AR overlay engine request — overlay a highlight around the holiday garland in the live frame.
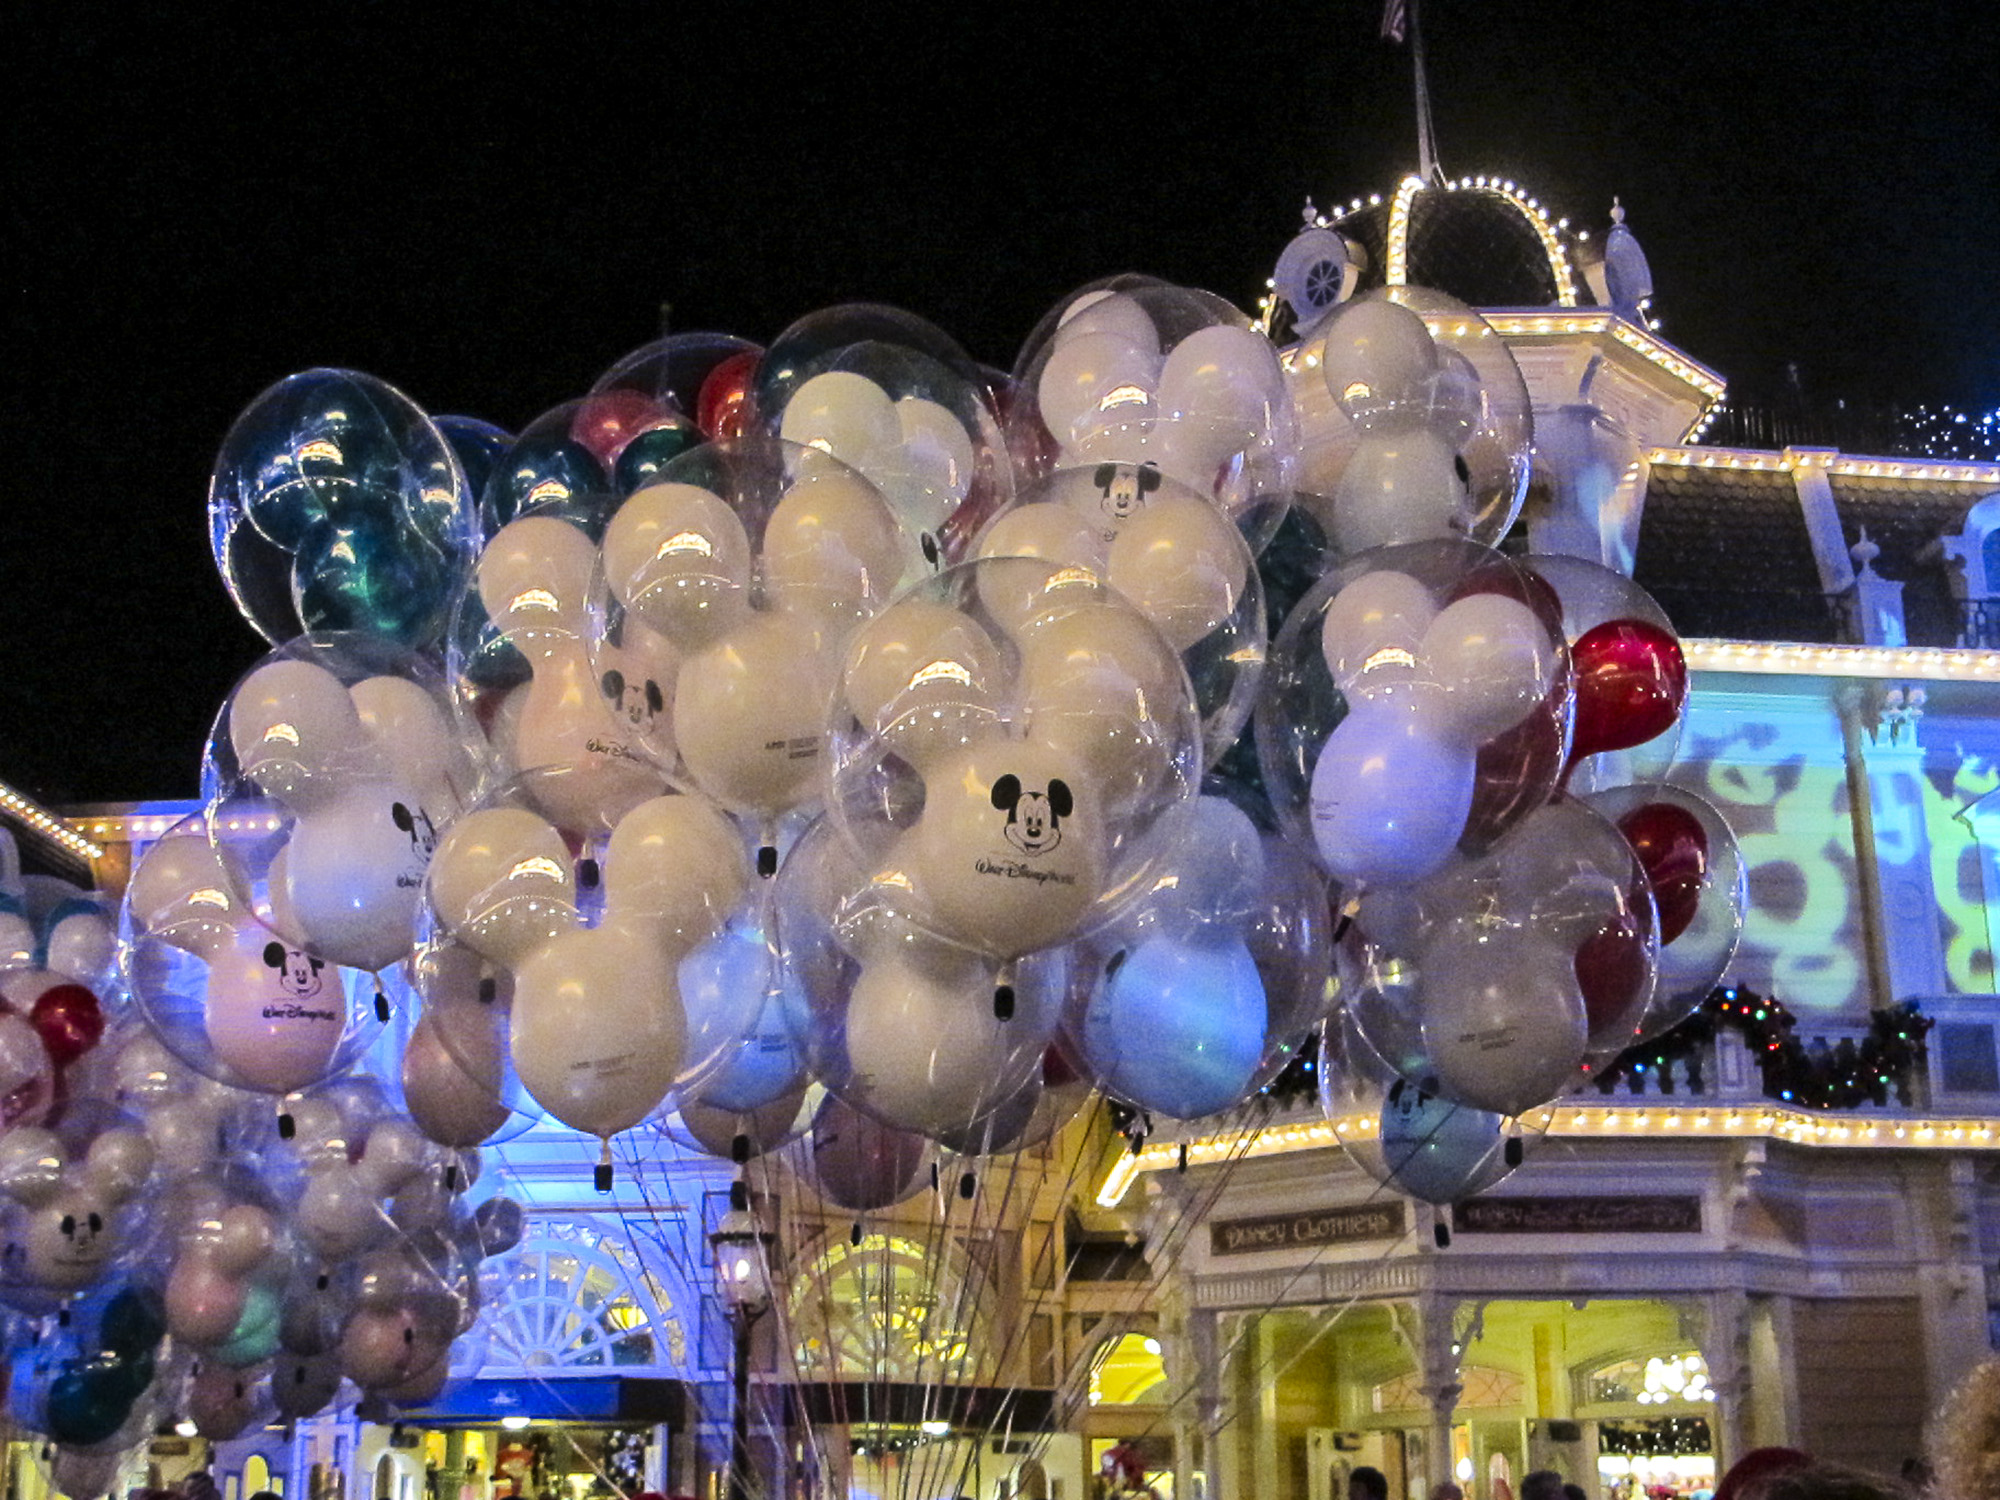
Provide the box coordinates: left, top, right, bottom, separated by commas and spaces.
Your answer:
1596, 985, 1932, 1110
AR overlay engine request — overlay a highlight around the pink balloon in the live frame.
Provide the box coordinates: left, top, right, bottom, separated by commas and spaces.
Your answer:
167, 1259, 249, 1345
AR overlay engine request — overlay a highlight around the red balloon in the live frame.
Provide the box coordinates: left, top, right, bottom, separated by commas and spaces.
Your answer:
697, 350, 760, 441
569, 388, 668, 466
1618, 802, 1710, 944
1461, 679, 1568, 848
1567, 618, 1686, 763
1574, 916, 1651, 1039
30, 984, 104, 1067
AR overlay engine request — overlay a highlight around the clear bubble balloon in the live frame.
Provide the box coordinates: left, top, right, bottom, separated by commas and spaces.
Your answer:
121, 815, 382, 1096
423, 769, 754, 1139
208, 369, 477, 650
591, 437, 907, 826
1258, 540, 1571, 892
1291, 287, 1532, 560
976, 464, 1267, 770
202, 635, 473, 976
449, 514, 675, 835
827, 557, 1201, 985
1010, 277, 1296, 550
754, 305, 1011, 564
1583, 782, 1746, 1046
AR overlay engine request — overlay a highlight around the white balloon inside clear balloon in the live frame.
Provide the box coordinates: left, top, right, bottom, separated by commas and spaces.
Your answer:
1320, 297, 1439, 416
908, 736, 1106, 961
1309, 697, 1475, 888
226, 657, 451, 973
842, 599, 1007, 775
1416, 921, 1586, 1116
675, 609, 836, 823
1319, 569, 1437, 699
1105, 493, 1250, 652
426, 806, 578, 970
1152, 324, 1288, 489
1037, 329, 1161, 453
480, 514, 665, 831
1415, 592, 1557, 742
841, 947, 1046, 1136
601, 482, 753, 651
762, 466, 910, 623
1331, 428, 1469, 556
127, 831, 348, 1093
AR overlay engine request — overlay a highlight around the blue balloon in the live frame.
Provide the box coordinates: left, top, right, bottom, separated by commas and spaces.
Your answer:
1083, 934, 1268, 1119
1308, 697, 1474, 887
434, 416, 515, 510
1378, 1080, 1504, 1204
680, 926, 809, 1113
483, 433, 610, 535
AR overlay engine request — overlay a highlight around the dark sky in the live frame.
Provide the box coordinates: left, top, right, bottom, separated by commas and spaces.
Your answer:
4, 1, 1995, 808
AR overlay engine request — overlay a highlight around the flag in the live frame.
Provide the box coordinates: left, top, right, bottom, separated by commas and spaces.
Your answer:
1380, 0, 1408, 43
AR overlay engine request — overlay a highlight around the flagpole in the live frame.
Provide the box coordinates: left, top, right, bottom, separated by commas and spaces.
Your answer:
1410, 0, 1439, 181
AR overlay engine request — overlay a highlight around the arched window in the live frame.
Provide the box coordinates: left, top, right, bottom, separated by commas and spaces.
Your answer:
475, 1220, 691, 1375
1939, 492, 2000, 645
1087, 1333, 1166, 1406
786, 1231, 991, 1385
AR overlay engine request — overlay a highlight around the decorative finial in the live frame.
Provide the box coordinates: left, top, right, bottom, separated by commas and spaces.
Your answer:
1611, 196, 1627, 226
1302, 198, 1319, 227
1851, 525, 1881, 578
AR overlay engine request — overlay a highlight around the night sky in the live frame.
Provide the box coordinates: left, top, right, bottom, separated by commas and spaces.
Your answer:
4, 2, 1994, 808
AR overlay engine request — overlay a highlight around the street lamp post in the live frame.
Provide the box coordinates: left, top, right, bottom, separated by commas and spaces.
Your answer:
711, 1181, 776, 1500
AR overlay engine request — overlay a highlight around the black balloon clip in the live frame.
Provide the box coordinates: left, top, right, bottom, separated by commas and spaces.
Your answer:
993, 985, 1015, 1020
757, 845, 779, 878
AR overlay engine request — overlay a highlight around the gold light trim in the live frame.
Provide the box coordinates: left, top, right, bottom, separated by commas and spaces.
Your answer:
1646, 446, 2000, 486
0, 782, 105, 863
1097, 1105, 2000, 1206
1683, 639, 2000, 682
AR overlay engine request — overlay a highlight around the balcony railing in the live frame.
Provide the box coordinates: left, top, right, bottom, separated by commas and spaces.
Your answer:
1959, 598, 2000, 650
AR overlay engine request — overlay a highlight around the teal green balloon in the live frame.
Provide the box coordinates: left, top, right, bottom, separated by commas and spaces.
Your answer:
213, 1282, 283, 1368
294, 509, 456, 647
613, 421, 700, 494
46, 1361, 135, 1447
99, 1286, 167, 1360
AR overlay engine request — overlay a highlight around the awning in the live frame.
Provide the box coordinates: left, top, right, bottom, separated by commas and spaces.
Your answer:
390, 1376, 686, 1427
791, 1382, 1058, 1433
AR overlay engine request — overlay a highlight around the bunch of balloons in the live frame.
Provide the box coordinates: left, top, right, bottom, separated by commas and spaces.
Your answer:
0, 259, 1757, 1470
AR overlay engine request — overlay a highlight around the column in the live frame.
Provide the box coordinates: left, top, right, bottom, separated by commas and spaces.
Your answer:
1692, 1293, 1749, 1472
1411, 1297, 1462, 1493
1190, 1309, 1224, 1500
1253, 1314, 1283, 1500
1847, 701, 1948, 1004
